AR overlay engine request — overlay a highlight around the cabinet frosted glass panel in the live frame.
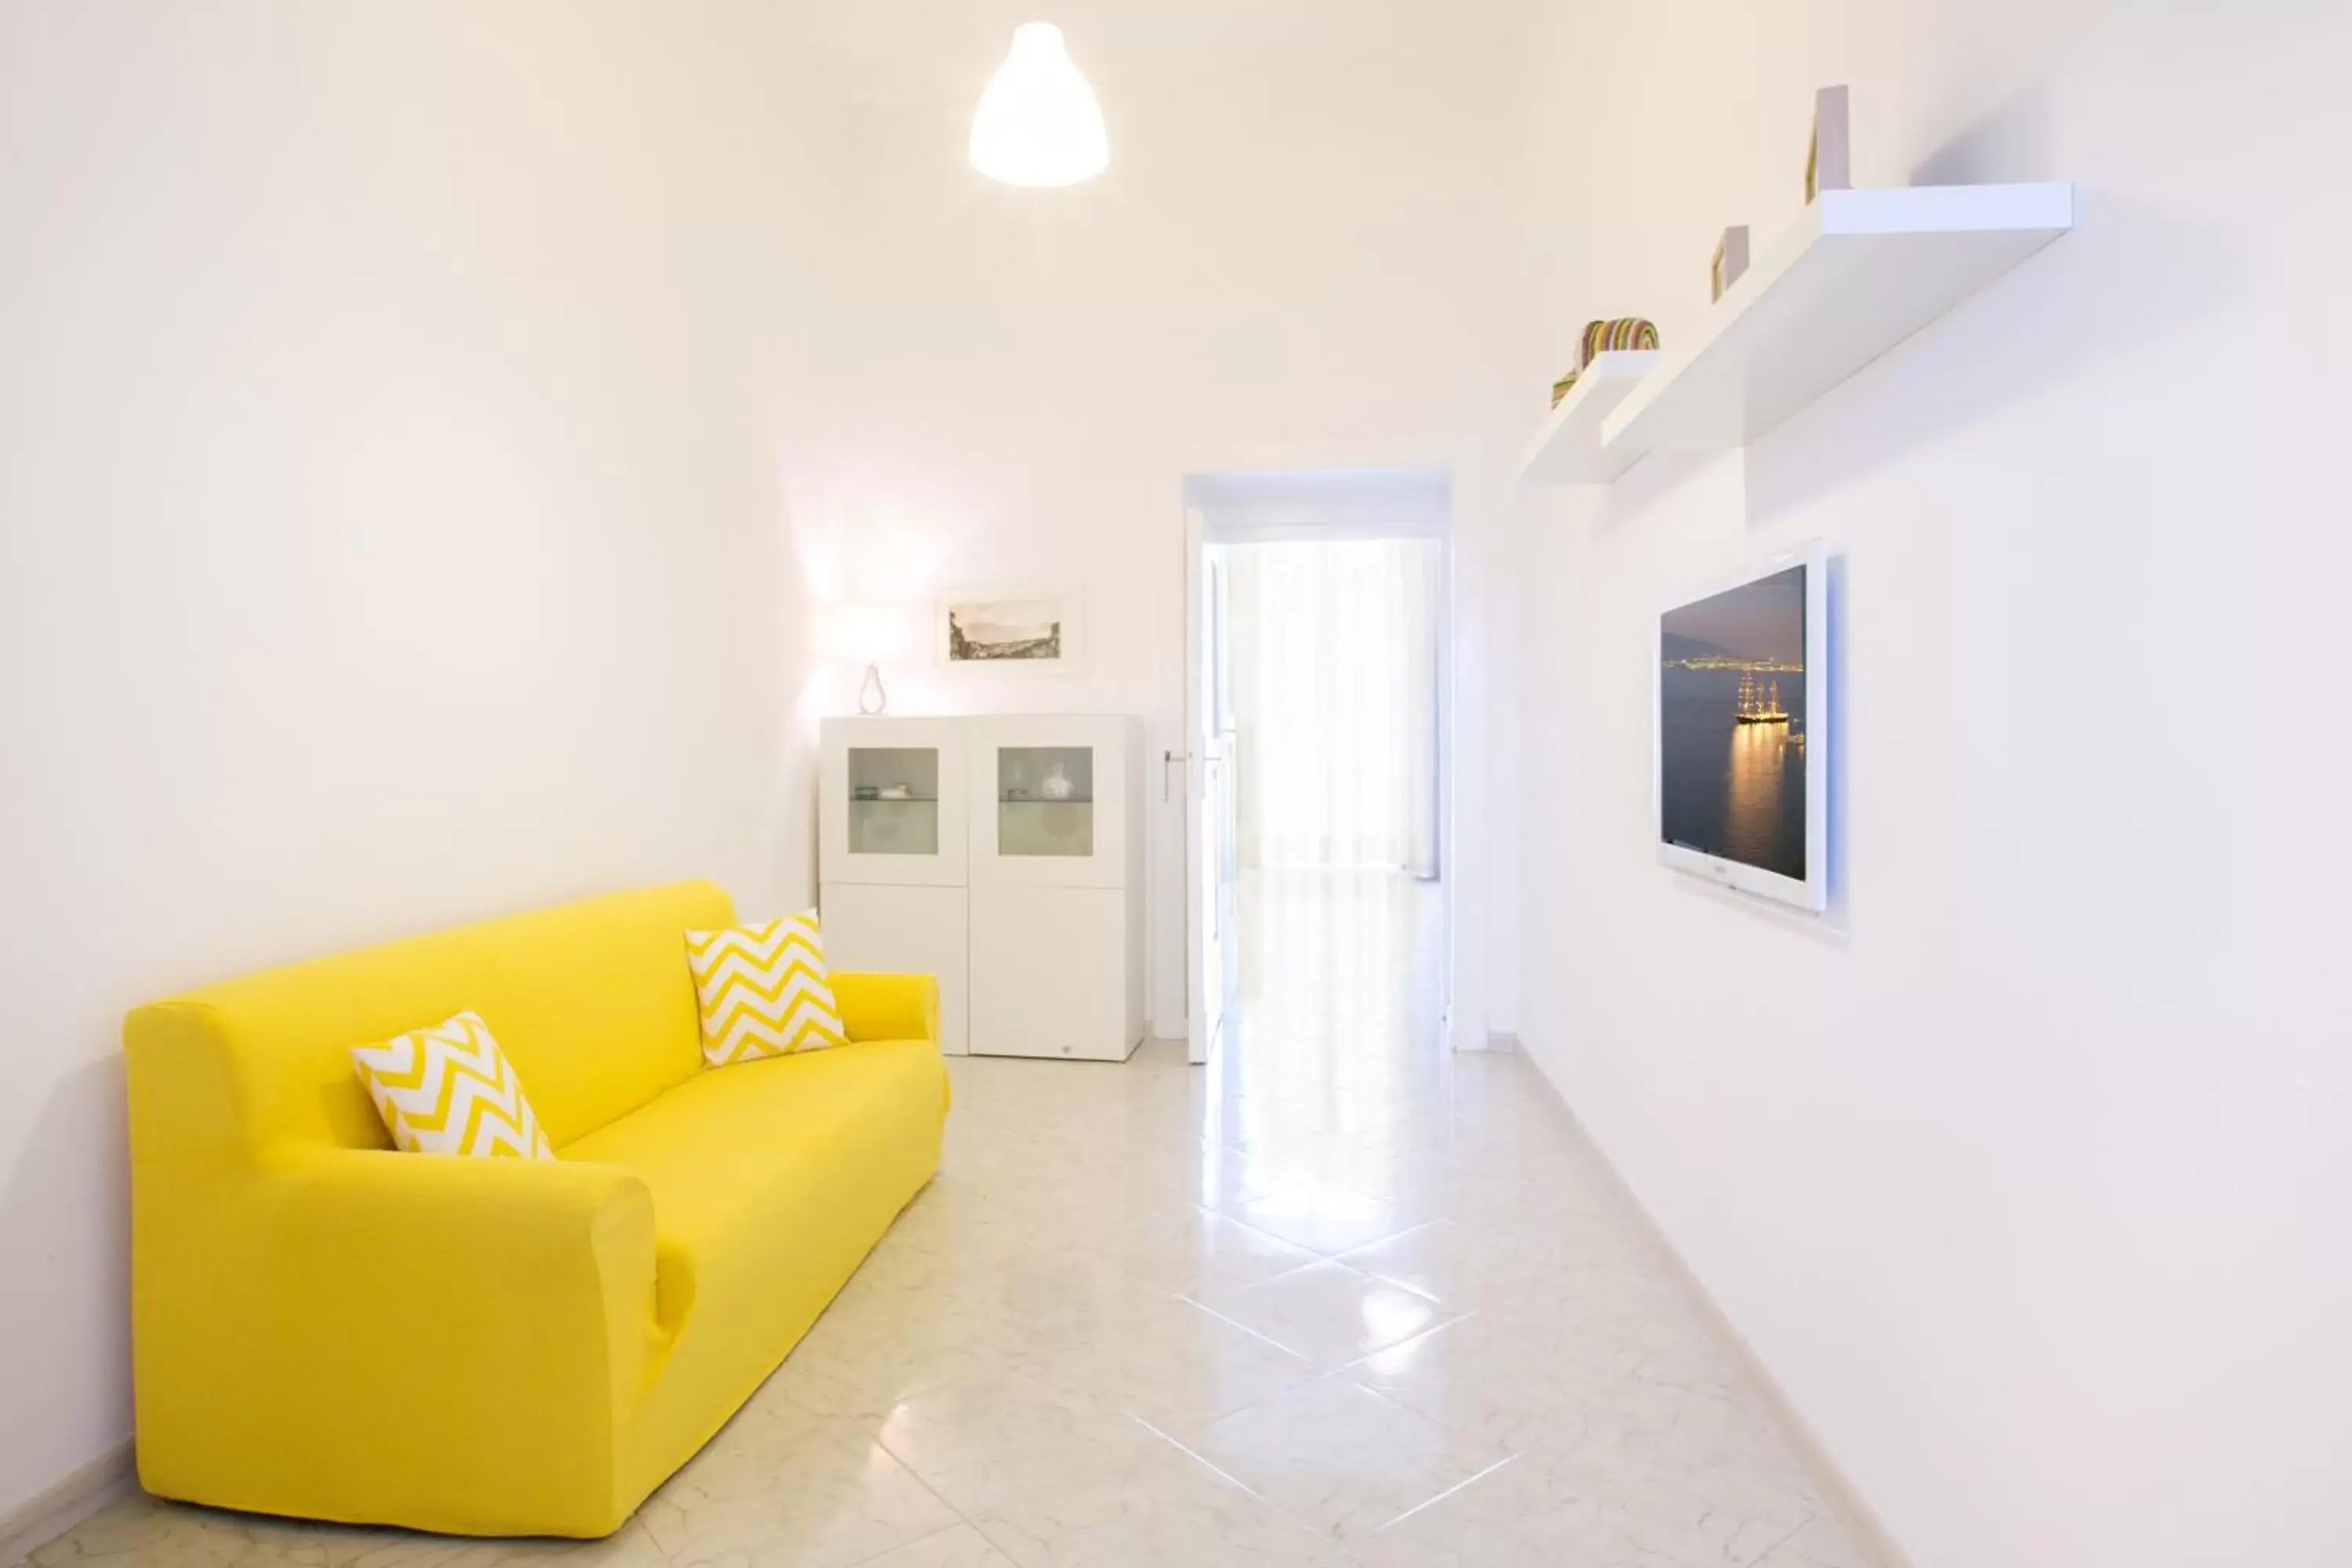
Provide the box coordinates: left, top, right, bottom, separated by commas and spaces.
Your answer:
997, 746, 1094, 858
847, 746, 939, 856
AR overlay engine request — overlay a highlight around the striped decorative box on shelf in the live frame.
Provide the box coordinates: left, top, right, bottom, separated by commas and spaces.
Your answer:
1552, 317, 1659, 408
1580, 316, 1658, 367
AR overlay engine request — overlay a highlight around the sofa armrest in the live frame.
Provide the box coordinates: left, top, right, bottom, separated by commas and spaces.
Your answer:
258, 1149, 659, 1395
135, 1148, 660, 1530
263, 1145, 655, 1306
832, 971, 940, 1045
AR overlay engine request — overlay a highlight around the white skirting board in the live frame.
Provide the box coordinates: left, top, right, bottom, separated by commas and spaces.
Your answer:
1513, 1052, 1915, 1568
0, 1442, 134, 1566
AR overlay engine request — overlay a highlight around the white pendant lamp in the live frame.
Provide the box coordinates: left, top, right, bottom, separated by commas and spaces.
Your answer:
969, 22, 1108, 187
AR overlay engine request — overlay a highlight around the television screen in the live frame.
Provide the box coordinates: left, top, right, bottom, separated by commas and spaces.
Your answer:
1657, 549, 1825, 907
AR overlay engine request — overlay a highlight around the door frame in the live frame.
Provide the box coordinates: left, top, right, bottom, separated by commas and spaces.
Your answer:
1185, 512, 1242, 1067
1171, 439, 1492, 1058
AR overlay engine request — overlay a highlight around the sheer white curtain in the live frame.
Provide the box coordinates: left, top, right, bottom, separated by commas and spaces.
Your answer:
1225, 538, 1441, 876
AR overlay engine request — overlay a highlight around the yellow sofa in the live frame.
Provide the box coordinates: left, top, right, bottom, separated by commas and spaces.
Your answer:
123, 880, 947, 1538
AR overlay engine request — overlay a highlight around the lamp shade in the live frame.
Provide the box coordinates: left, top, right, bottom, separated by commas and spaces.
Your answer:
969, 23, 1108, 188
822, 605, 907, 665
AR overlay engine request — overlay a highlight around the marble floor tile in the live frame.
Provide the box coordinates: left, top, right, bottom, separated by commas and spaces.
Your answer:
1345, 1413, 1860, 1568
849, 1526, 1020, 1568
956, 1430, 1334, 1568
1188, 1260, 1456, 1370
1752, 1515, 1877, 1568
25, 1497, 296, 1567
1178, 1376, 1514, 1542
1093, 1204, 1321, 1297
32, 871, 1876, 1568
1334, 1220, 1520, 1308
1225, 1184, 1415, 1258
27, 1495, 674, 1568
873, 1370, 1170, 1519
1035, 1290, 1323, 1432
1349, 1313, 1602, 1454
639, 1424, 959, 1568
1339, 1446, 1635, 1568
786, 1283, 1040, 1405
347, 1526, 674, 1567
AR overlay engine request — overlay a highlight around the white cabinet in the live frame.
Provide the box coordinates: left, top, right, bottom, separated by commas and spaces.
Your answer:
819, 714, 1144, 1062
820, 717, 970, 1053
967, 716, 1144, 1061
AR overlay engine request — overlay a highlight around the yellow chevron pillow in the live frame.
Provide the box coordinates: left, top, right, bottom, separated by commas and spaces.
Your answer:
685, 910, 848, 1067
350, 1011, 554, 1159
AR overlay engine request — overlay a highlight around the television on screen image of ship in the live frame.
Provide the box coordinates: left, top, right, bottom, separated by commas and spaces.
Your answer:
1654, 544, 1828, 912
1733, 672, 1790, 725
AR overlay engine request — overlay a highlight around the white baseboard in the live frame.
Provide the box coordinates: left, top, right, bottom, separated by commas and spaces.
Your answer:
1512, 1051, 1913, 1568
1484, 1030, 1522, 1053
0, 1442, 135, 1567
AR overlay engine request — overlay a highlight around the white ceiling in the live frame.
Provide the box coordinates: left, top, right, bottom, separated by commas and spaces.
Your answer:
777, 1, 1524, 111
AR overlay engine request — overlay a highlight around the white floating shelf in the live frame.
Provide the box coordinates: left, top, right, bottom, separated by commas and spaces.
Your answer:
1603, 183, 2075, 455
1516, 350, 1661, 484
1517, 183, 2077, 486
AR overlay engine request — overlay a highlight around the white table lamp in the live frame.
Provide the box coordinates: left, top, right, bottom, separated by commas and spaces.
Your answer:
824, 606, 908, 715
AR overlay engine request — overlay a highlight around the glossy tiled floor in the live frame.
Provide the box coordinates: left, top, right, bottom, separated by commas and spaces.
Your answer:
34, 871, 1874, 1567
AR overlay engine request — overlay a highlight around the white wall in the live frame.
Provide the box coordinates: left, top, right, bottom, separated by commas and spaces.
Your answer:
25, 3, 2330, 1552
782, 0, 1529, 1049
0, 2, 851, 1517
1512, 5, 2352, 1566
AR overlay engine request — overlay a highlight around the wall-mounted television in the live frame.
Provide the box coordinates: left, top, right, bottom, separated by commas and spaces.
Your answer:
1656, 544, 1828, 910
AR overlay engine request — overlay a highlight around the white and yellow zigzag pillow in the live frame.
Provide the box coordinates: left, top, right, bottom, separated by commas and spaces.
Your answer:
686, 910, 847, 1067
350, 1011, 554, 1159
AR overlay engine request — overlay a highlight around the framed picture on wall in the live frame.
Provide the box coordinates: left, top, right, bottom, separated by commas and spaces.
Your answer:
1805, 85, 1852, 204
1710, 225, 1751, 303
936, 589, 1086, 672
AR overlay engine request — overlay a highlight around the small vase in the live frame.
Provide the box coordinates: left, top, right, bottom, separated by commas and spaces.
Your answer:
1041, 761, 1074, 800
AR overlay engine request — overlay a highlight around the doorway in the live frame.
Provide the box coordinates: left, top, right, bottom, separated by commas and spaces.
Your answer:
1182, 468, 1453, 1084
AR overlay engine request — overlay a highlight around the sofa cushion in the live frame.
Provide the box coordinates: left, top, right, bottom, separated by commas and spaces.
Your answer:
559, 1037, 946, 1329
350, 1011, 554, 1158
684, 911, 848, 1066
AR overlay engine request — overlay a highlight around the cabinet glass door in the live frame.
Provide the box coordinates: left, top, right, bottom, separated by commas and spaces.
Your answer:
970, 718, 1127, 888
996, 746, 1094, 858
822, 719, 966, 887
848, 747, 941, 856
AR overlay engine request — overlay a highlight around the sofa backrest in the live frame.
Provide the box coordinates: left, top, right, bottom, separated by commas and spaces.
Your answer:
139, 880, 735, 1154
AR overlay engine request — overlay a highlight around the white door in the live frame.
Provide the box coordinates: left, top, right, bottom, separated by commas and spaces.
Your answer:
1185, 515, 1242, 1067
